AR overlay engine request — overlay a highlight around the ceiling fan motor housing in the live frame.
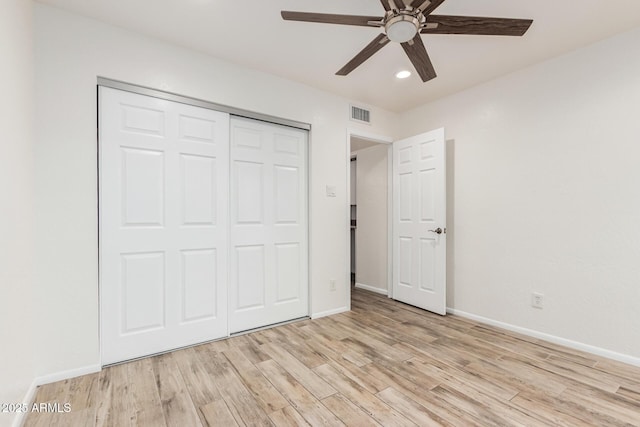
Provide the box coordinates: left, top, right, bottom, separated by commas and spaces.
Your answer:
385, 10, 424, 43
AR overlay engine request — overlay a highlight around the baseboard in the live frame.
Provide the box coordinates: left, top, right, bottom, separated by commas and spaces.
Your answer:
447, 308, 640, 368
11, 378, 38, 427
312, 306, 349, 320
355, 282, 388, 296
35, 364, 102, 387
10, 364, 101, 426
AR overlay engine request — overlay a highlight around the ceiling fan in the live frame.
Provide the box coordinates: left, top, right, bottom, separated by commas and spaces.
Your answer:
281, 0, 533, 82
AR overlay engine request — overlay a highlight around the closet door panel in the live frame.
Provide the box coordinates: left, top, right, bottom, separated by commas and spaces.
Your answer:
229, 117, 309, 333
100, 87, 229, 365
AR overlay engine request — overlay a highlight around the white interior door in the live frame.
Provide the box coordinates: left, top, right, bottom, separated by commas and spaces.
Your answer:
229, 117, 308, 333
100, 87, 229, 365
392, 128, 447, 315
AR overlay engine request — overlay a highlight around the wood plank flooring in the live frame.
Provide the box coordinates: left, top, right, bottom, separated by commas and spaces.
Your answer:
25, 288, 640, 426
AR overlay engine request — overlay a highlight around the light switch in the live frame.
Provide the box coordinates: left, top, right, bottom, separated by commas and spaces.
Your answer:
326, 185, 337, 197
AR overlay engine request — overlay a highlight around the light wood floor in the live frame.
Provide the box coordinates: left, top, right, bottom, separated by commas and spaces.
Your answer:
26, 288, 640, 426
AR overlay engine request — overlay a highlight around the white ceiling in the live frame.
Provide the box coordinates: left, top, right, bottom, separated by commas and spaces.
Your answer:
351, 137, 383, 153
37, 0, 640, 112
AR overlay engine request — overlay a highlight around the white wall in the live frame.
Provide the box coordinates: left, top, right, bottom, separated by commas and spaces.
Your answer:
354, 144, 389, 294
399, 26, 640, 360
0, 1, 35, 426
30, 0, 640, 384
33, 3, 397, 378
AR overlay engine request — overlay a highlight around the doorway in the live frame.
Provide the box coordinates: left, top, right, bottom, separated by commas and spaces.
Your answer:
347, 131, 393, 304
347, 128, 448, 315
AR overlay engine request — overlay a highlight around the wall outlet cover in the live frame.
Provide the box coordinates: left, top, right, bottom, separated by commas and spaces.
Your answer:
532, 292, 544, 309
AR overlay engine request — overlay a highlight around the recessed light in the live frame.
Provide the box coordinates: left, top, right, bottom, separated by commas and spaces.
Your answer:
395, 70, 411, 79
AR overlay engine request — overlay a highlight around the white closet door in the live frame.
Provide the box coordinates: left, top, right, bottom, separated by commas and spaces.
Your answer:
229, 117, 308, 333
100, 87, 229, 365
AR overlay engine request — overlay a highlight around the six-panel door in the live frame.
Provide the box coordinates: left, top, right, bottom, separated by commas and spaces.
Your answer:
228, 117, 309, 333
99, 87, 230, 364
392, 128, 447, 315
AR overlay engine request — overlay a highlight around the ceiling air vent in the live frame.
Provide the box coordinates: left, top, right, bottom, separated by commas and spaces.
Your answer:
350, 104, 371, 125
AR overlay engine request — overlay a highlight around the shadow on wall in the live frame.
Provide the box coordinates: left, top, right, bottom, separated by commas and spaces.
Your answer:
446, 139, 455, 309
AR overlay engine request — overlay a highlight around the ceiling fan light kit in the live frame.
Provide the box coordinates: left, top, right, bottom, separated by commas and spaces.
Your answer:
385, 13, 421, 43
281, 0, 533, 83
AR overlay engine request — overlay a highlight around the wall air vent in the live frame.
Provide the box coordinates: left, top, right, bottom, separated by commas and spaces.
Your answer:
350, 104, 371, 125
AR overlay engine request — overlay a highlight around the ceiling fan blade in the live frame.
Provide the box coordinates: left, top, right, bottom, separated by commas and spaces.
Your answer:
410, 0, 426, 9
411, 0, 447, 15
281, 11, 382, 27
391, 0, 406, 10
379, 0, 391, 11
401, 34, 437, 82
336, 34, 390, 76
422, 15, 533, 36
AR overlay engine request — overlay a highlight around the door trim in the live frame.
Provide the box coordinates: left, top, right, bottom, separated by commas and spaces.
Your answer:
97, 77, 311, 131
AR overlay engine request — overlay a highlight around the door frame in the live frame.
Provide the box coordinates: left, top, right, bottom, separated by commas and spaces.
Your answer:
97, 77, 312, 365
345, 128, 394, 309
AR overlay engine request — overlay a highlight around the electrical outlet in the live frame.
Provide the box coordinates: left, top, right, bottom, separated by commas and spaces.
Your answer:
329, 279, 337, 292
532, 292, 544, 309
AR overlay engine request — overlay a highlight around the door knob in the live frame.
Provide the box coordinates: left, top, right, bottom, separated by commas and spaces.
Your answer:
429, 227, 443, 235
